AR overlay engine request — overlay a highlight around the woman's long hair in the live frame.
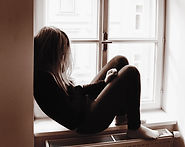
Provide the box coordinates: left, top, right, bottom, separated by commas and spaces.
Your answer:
34, 26, 72, 94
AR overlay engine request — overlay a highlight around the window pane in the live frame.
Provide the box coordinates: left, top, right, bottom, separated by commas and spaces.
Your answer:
109, 0, 156, 39
107, 43, 156, 102
71, 43, 97, 85
46, 0, 99, 39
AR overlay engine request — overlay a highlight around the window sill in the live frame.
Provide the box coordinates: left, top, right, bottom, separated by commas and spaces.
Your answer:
34, 109, 177, 137
34, 109, 177, 147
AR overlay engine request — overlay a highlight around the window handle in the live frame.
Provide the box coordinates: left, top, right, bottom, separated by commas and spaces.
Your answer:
101, 41, 112, 44
102, 41, 112, 51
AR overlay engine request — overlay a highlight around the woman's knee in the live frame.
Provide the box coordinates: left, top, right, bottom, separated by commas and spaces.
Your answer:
119, 65, 140, 79
111, 55, 129, 71
114, 55, 129, 65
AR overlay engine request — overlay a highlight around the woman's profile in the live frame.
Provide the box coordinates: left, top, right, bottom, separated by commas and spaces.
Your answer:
34, 26, 159, 139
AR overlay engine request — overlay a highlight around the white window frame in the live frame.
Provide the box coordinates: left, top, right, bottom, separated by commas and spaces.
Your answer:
34, 0, 165, 116
102, 0, 165, 110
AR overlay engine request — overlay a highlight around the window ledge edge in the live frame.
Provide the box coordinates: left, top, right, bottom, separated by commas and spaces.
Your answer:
34, 109, 177, 137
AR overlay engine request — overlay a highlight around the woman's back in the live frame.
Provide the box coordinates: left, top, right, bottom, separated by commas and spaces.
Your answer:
34, 70, 86, 130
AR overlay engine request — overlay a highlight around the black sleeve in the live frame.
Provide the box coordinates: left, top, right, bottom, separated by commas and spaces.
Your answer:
82, 80, 106, 97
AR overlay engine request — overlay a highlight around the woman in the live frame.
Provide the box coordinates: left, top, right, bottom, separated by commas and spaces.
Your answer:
34, 26, 159, 139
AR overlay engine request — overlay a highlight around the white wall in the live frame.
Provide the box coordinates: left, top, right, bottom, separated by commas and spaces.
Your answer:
0, 0, 33, 146
163, 0, 185, 145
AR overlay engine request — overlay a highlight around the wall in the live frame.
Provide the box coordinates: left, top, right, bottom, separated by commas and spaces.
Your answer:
0, 0, 33, 146
163, 0, 185, 145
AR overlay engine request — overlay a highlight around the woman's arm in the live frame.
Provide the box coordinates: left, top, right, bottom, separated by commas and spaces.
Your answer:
82, 80, 106, 96
82, 68, 117, 95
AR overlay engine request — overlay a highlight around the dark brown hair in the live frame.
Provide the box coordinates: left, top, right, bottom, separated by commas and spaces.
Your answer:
34, 26, 72, 93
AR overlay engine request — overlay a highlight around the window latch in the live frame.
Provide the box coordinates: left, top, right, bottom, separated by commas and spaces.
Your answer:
103, 32, 108, 40
102, 32, 112, 51
101, 41, 112, 44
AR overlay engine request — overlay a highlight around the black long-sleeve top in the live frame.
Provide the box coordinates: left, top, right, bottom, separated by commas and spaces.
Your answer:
34, 71, 106, 130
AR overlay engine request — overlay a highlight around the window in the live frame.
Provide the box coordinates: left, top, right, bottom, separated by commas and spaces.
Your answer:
34, 0, 165, 111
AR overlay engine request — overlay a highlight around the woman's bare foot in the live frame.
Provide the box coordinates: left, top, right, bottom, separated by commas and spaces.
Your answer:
127, 125, 159, 139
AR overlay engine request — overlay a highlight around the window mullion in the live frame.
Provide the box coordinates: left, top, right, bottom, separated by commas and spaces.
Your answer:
101, 0, 109, 68
107, 39, 158, 43
98, 0, 104, 72
154, 0, 165, 109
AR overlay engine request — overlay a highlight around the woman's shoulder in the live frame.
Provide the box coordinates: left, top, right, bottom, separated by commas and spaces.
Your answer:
34, 70, 57, 88
34, 70, 67, 98
35, 69, 51, 75
35, 70, 53, 79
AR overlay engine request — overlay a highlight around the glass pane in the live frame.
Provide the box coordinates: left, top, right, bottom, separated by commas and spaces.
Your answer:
109, 0, 156, 39
46, 0, 98, 39
107, 43, 156, 102
71, 43, 97, 85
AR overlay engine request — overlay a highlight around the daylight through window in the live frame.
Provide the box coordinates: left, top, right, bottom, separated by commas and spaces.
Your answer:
34, 0, 165, 110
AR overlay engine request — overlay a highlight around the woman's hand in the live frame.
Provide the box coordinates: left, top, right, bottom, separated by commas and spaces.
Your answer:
104, 68, 118, 84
